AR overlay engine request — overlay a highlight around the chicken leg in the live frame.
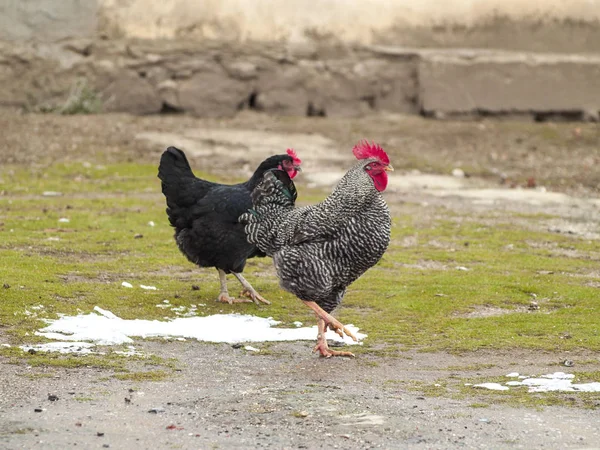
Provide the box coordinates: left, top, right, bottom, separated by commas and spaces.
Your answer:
216, 269, 252, 304
303, 301, 357, 358
313, 317, 356, 358
233, 272, 271, 305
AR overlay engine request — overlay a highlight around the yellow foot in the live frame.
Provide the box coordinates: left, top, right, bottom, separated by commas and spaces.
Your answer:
323, 317, 358, 342
217, 293, 252, 304
239, 289, 271, 305
313, 340, 355, 358
303, 301, 358, 342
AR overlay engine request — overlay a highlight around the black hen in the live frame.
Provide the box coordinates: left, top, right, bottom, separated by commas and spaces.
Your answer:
158, 146, 301, 304
241, 141, 392, 356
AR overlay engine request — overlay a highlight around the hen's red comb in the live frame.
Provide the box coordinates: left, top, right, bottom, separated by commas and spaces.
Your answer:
352, 140, 389, 165
287, 148, 302, 166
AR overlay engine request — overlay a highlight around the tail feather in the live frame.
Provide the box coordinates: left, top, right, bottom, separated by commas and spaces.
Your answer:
240, 169, 297, 255
158, 146, 216, 230
158, 146, 195, 194
158, 146, 212, 208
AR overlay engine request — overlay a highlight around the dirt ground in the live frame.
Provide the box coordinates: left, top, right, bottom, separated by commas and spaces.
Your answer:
2, 343, 600, 450
1, 111, 600, 449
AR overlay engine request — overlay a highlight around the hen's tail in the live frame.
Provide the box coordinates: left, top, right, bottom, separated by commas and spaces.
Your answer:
158, 147, 197, 200
240, 169, 297, 255
158, 146, 214, 230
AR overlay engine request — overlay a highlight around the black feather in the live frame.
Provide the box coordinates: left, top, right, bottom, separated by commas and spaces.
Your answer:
158, 147, 297, 274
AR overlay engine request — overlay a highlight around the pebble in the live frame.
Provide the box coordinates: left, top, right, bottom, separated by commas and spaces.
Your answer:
148, 407, 165, 414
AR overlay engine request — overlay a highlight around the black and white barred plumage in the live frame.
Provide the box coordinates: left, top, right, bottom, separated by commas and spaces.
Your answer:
240, 158, 391, 313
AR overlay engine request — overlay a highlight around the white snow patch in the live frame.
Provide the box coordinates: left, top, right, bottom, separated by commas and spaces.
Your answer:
121, 282, 158, 290
21, 307, 366, 355
22, 342, 96, 354
474, 383, 509, 391
474, 371, 600, 393
244, 345, 260, 352
510, 372, 600, 393
58, 218, 70, 223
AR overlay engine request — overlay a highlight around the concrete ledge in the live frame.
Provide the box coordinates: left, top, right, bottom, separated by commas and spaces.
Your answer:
418, 51, 600, 117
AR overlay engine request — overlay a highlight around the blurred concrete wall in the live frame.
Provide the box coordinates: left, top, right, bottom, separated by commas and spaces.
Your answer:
99, 0, 600, 43
1, 0, 600, 48
0, 0, 99, 41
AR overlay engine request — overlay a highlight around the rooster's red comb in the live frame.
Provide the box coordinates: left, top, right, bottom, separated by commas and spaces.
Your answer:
352, 141, 389, 165
287, 148, 302, 166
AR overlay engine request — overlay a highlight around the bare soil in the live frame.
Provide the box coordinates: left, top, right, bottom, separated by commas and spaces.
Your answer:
1, 111, 600, 449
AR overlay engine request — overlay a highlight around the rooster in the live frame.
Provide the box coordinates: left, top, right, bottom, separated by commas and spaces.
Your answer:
158, 146, 302, 304
240, 141, 392, 357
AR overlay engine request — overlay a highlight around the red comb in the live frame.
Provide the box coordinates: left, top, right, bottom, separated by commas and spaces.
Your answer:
287, 148, 302, 166
352, 140, 389, 165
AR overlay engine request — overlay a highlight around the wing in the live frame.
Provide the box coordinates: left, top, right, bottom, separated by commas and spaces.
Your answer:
191, 185, 253, 224
285, 206, 344, 245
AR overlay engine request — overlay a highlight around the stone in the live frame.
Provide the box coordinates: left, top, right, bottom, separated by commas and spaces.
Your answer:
63, 39, 94, 57
157, 79, 182, 110
582, 108, 599, 122
102, 70, 163, 114
144, 66, 169, 86
256, 65, 311, 115
285, 41, 318, 59
307, 67, 371, 118
178, 71, 250, 117
254, 90, 307, 116
224, 61, 258, 80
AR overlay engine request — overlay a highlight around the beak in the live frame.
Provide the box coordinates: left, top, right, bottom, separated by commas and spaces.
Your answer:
384, 164, 394, 172
295, 166, 302, 172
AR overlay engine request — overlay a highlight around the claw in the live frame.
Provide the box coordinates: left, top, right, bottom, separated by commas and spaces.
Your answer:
313, 339, 355, 358
311, 314, 357, 358
325, 317, 357, 342
240, 289, 271, 305
342, 325, 358, 342
217, 293, 252, 304
233, 273, 271, 305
